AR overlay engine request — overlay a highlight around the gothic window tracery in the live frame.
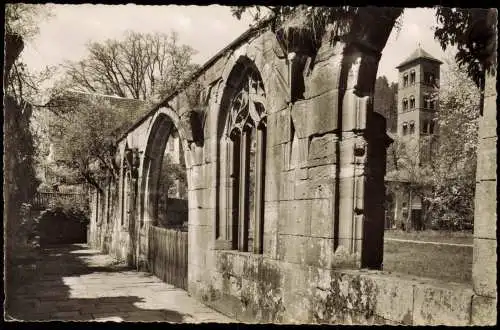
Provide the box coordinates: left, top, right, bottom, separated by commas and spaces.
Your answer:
218, 66, 267, 254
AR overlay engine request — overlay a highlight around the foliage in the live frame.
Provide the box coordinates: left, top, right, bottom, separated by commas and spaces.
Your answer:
11, 203, 41, 252
43, 96, 136, 192
5, 3, 53, 40
4, 5, 54, 259
424, 57, 480, 230
434, 8, 497, 89
373, 76, 398, 132
62, 30, 199, 102
387, 58, 480, 231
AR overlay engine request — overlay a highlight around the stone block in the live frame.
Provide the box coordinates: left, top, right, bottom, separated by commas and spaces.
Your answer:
476, 137, 497, 181
366, 275, 414, 324
306, 237, 335, 268
267, 60, 290, 113
190, 165, 206, 190
479, 94, 497, 139
294, 178, 310, 200
471, 295, 497, 326
472, 238, 497, 298
266, 144, 285, 175
304, 56, 341, 99
282, 271, 311, 323
279, 171, 295, 201
295, 168, 308, 180
474, 180, 497, 239
341, 90, 368, 132
310, 198, 334, 238
263, 232, 278, 259
264, 177, 280, 202
273, 109, 292, 145
291, 89, 339, 139
413, 283, 473, 325
263, 201, 279, 233
278, 234, 308, 264
484, 70, 496, 98
203, 138, 215, 164
308, 133, 338, 167
307, 165, 336, 199
279, 199, 311, 236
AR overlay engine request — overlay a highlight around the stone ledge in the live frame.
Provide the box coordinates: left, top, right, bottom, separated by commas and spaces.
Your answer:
206, 251, 477, 325
471, 295, 497, 326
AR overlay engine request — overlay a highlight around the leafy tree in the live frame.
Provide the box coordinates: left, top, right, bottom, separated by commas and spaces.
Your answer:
386, 136, 434, 230
42, 96, 138, 193
434, 8, 497, 89
4, 3, 54, 281
423, 57, 480, 230
61, 31, 199, 102
374, 76, 398, 132
4, 3, 54, 216
387, 57, 480, 231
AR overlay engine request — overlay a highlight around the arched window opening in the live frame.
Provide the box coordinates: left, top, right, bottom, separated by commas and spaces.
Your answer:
409, 121, 415, 134
403, 98, 408, 111
410, 70, 416, 85
402, 122, 408, 135
141, 117, 188, 231
429, 120, 435, 134
409, 96, 415, 109
156, 127, 188, 230
422, 119, 429, 134
403, 73, 409, 87
218, 64, 267, 254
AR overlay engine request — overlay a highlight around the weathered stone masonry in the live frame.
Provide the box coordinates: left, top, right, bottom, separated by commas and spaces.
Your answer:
88, 8, 497, 325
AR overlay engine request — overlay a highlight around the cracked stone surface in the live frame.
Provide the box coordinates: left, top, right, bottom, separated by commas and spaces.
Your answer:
6, 244, 234, 323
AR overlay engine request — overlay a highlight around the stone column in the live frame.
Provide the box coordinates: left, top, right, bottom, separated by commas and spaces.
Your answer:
472, 69, 497, 299
238, 130, 250, 252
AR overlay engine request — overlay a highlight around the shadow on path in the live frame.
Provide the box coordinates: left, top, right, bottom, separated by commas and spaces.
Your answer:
5, 244, 192, 322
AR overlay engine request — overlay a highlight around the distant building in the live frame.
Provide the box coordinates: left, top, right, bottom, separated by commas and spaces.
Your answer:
385, 46, 442, 229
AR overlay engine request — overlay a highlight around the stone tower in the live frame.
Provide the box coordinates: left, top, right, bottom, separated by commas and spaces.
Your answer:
395, 46, 442, 154
390, 46, 442, 229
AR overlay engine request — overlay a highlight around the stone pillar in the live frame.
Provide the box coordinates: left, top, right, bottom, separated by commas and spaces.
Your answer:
472, 68, 497, 299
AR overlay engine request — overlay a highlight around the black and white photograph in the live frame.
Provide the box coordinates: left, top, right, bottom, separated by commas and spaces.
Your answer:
3, 3, 497, 325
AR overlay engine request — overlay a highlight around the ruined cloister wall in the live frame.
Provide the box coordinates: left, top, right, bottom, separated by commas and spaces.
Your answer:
88, 8, 497, 325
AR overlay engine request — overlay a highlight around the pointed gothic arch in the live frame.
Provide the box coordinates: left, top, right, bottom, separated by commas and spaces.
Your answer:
215, 57, 268, 253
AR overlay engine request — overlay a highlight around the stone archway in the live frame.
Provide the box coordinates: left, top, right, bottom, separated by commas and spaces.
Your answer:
136, 108, 193, 287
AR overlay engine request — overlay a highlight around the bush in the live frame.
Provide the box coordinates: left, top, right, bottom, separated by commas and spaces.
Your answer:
37, 196, 89, 245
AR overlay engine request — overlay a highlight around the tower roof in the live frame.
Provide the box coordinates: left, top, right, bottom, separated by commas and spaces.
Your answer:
396, 46, 443, 69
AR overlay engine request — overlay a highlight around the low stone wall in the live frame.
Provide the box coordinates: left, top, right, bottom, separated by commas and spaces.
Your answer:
189, 250, 492, 325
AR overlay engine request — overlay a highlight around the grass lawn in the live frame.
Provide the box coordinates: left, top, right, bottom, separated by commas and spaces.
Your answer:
383, 238, 473, 284
384, 229, 473, 245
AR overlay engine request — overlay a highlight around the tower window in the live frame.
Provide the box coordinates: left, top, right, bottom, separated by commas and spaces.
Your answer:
409, 96, 415, 109
410, 70, 416, 85
403, 73, 409, 87
403, 98, 408, 111
425, 72, 436, 85
409, 121, 415, 134
422, 120, 429, 134
402, 122, 408, 135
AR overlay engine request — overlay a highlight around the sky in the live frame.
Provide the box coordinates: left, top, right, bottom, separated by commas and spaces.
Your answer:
21, 5, 457, 85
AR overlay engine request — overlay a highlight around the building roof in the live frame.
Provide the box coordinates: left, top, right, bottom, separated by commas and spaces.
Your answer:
396, 46, 443, 69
